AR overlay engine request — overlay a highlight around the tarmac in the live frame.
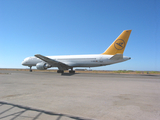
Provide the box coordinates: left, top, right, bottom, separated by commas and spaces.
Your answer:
0, 70, 160, 120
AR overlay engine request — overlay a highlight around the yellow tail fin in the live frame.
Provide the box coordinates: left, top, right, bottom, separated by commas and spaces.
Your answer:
102, 30, 132, 55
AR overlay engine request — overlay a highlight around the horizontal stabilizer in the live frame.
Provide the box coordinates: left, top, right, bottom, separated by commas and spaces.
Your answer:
110, 54, 123, 60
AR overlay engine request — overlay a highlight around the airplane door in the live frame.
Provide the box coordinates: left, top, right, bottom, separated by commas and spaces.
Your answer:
99, 57, 103, 63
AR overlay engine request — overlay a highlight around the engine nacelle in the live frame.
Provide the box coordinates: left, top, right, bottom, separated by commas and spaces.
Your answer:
36, 62, 51, 70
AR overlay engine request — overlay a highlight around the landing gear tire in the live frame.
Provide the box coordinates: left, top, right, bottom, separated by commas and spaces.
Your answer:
69, 68, 75, 73
57, 70, 64, 73
69, 70, 75, 74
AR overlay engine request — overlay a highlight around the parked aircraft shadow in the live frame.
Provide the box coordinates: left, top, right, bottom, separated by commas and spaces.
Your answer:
140, 74, 158, 76
61, 73, 79, 76
0, 101, 92, 120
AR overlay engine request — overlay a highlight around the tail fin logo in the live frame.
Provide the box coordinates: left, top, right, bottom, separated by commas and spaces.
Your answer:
114, 39, 125, 50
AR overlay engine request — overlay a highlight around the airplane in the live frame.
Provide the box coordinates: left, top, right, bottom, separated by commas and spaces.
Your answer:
22, 30, 132, 73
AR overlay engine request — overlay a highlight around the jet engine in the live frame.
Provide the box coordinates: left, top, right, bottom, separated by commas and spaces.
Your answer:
36, 62, 51, 70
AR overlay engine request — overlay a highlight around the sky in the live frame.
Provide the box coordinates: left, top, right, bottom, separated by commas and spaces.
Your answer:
0, 0, 160, 71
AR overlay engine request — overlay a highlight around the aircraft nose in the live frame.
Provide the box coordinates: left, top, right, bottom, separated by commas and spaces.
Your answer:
22, 59, 28, 66
22, 57, 30, 66
22, 61, 26, 65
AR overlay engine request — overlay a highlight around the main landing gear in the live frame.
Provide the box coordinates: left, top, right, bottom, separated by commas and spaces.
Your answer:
69, 70, 75, 73
57, 68, 75, 74
57, 70, 64, 73
69, 68, 75, 73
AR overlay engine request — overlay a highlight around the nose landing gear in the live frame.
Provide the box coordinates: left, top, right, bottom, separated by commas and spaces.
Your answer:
29, 66, 32, 72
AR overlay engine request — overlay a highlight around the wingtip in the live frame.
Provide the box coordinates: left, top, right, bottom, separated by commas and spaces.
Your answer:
124, 30, 132, 32
34, 54, 41, 57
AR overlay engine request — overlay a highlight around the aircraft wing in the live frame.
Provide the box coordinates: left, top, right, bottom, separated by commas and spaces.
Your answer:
35, 54, 70, 70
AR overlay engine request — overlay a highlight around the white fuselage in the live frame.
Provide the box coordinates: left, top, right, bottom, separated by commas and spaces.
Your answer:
22, 30, 132, 71
22, 54, 130, 68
